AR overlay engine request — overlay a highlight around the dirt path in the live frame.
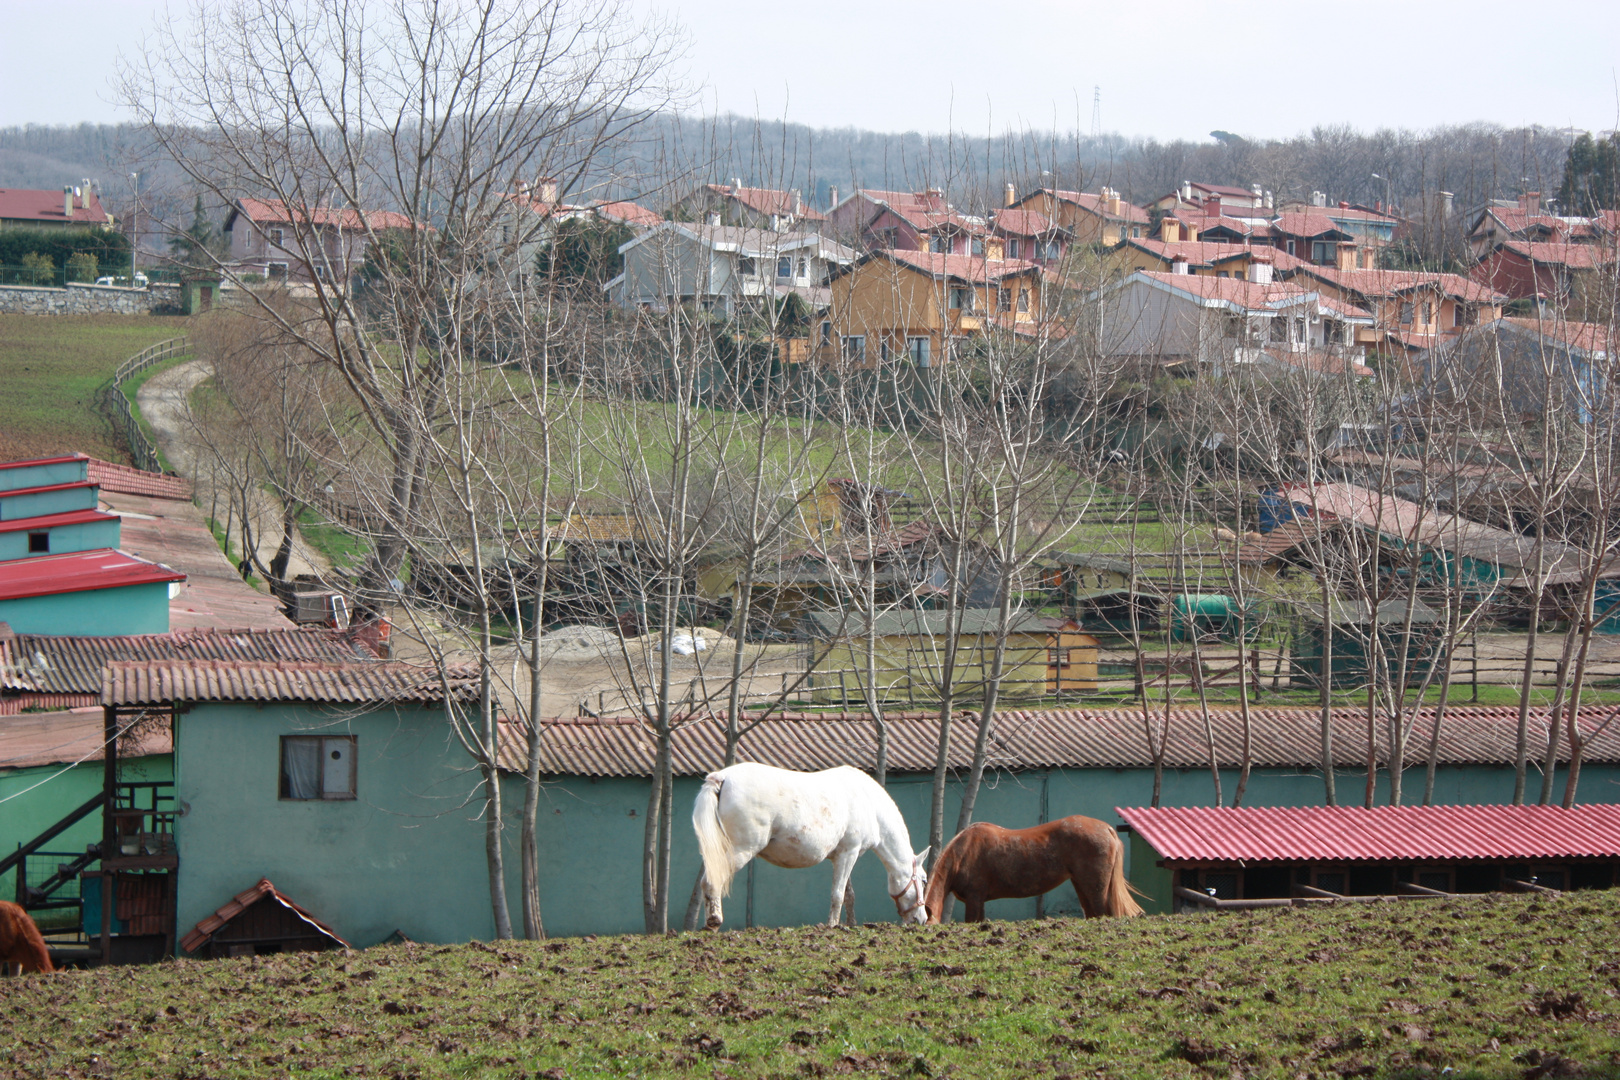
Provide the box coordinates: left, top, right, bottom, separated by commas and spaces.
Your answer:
137, 358, 327, 581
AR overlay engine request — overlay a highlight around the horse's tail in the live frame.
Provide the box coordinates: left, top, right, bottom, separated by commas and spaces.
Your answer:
692, 773, 736, 898
1103, 833, 1146, 918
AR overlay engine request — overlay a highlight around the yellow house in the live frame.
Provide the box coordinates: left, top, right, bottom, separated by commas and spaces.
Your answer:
1013, 187, 1150, 247
804, 609, 1097, 704
1278, 266, 1508, 353
817, 248, 1054, 368
1110, 237, 1262, 279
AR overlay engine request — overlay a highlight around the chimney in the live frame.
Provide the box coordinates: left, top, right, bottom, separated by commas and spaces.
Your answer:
1247, 253, 1274, 284
730, 177, 743, 190
1522, 191, 1541, 215
1338, 200, 1350, 210
1335, 241, 1358, 273
1160, 217, 1180, 243
1205, 199, 1221, 218
1251, 184, 1262, 208
1180, 181, 1193, 203
1311, 190, 1326, 208
707, 212, 721, 227
538, 176, 559, 205
1106, 190, 1122, 216
1004, 182, 1016, 208
1264, 190, 1274, 211
1171, 254, 1190, 275
64, 186, 73, 218
1439, 190, 1454, 218
792, 188, 803, 215
828, 185, 839, 211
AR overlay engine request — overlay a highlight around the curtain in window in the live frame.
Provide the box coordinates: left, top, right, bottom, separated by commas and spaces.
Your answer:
283, 738, 320, 799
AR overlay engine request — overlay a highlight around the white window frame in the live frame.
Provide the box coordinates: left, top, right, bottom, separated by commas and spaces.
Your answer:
777, 255, 793, 279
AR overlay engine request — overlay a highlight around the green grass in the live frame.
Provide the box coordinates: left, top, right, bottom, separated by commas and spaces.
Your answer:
4, 891, 1618, 1078
296, 506, 370, 572
0, 313, 185, 463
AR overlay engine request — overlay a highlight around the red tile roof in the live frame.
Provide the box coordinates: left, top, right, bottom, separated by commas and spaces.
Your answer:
0, 549, 184, 602
1117, 804, 1620, 864
1290, 266, 1507, 304
1479, 206, 1581, 239
1171, 210, 1272, 238
503, 705, 1620, 777
101, 659, 481, 706
1502, 316, 1614, 354
990, 208, 1065, 238
878, 202, 983, 235
232, 197, 417, 232
871, 248, 1041, 284
1271, 212, 1351, 239
1039, 189, 1152, 224
84, 459, 191, 500
1498, 240, 1614, 269
179, 878, 349, 955
590, 200, 663, 228
707, 184, 826, 221
854, 189, 949, 212
1123, 239, 1256, 266
0, 508, 118, 535
1134, 272, 1373, 318
0, 187, 111, 227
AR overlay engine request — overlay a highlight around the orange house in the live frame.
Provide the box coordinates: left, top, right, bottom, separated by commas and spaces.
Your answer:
817, 249, 1055, 368
1013, 187, 1150, 247
1281, 266, 1508, 353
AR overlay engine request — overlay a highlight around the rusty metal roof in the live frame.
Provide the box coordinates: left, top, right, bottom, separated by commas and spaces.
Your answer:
503, 705, 1620, 779
179, 877, 350, 954
102, 660, 481, 706
1117, 803, 1620, 863
0, 708, 173, 769
1, 626, 368, 696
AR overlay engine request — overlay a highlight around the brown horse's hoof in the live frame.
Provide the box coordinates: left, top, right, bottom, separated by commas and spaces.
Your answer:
704, 916, 722, 931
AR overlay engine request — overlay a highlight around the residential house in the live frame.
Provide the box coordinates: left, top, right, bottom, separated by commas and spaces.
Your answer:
1012, 187, 1151, 247
0, 185, 114, 230
667, 182, 824, 232
1268, 213, 1365, 268
1148, 181, 1272, 217
1159, 199, 1273, 245
847, 190, 988, 257
1279, 265, 1508, 353
1470, 238, 1617, 311
1289, 197, 1401, 250
1095, 268, 1374, 377
1111, 238, 1267, 279
611, 223, 855, 316
1425, 317, 1613, 424
587, 199, 664, 230
990, 208, 1070, 264
1466, 192, 1592, 260
818, 249, 1053, 370
222, 197, 417, 285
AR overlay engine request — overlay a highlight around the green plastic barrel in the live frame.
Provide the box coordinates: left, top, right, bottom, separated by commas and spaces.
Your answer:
1170, 593, 1238, 642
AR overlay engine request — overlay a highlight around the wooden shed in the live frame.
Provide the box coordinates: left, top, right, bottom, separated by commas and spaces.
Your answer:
1290, 597, 1445, 689
1119, 804, 1620, 915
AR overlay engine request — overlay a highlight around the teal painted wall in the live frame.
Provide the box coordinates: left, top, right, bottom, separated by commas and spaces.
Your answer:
0, 485, 98, 521
0, 459, 87, 494
0, 754, 172, 904
174, 702, 496, 951
0, 518, 121, 561
0, 582, 170, 635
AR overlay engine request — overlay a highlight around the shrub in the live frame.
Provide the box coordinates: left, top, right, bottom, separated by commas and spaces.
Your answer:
66, 252, 98, 283
19, 252, 56, 285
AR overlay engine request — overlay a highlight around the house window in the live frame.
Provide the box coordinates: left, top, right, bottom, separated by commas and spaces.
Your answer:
1218, 270, 1230, 278
1040, 240, 1061, 259
1007, 239, 1021, 259
908, 336, 931, 367
1131, 226, 1142, 238
1286, 240, 1296, 256
267, 263, 288, 281
737, 257, 756, 277
820, 321, 832, 345
502, 225, 512, 243
930, 235, 950, 255
27, 531, 48, 554
1267, 317, 1286, 343
971, 238, 985, 256
842, 335, 866, 363
949, 287, 973, 310
270, 228, 285, 247
1399, 302, 1414, 325
1312, 241, 1334, 264
797, 257, 808, 277
1017, 288, 1030, 313
777, 256, 793, 279
280, 735, 357, 800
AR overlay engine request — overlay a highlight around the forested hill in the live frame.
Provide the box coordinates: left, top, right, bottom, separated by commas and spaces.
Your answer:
0, 115, 1573, 221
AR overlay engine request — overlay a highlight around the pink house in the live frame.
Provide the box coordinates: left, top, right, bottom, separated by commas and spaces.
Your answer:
222, 198, 417, 285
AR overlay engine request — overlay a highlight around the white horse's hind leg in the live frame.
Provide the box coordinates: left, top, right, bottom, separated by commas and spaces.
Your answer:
704, 848, 755, 930
827, 849, 860, 927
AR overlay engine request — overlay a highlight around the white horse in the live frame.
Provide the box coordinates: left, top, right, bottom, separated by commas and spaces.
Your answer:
692, 762, 929, 929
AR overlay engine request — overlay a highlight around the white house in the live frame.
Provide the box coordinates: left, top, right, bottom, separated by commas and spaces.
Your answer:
610, 223, 855, 316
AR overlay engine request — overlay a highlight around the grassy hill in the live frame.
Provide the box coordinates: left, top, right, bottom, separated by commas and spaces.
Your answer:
0, 314, 185, 463
2, 890, 1616, 1078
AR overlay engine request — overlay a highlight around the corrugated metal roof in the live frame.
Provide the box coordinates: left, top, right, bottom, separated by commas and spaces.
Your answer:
102, 660, 481, 706
1117, 803, 1620, 863
1, 626, 366, 695
504, 704, 1620, 779
0, 508, 119, 534
0, 708, 172, 769
0, 548, 185, 601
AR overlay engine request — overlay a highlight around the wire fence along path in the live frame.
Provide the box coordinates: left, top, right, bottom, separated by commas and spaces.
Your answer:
99, 337, 189, 474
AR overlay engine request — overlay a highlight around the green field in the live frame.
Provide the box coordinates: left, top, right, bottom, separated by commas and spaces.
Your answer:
0, 314, 186, 463
3, 891, 1616, 1078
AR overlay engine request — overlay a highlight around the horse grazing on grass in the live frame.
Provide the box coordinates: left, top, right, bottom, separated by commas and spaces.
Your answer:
692, 763, 929, 929
0, 901, 54, 974
924, 815, 1144, 923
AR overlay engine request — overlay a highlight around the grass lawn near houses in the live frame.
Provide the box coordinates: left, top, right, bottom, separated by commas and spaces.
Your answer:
0, 313, 187, 464
2, 890, 1617, 1078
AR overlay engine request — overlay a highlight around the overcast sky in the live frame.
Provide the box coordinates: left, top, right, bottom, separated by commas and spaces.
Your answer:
3, 0, 1617, 141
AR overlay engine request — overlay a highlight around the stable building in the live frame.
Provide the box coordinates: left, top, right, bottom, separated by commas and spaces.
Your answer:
1119, 803, 1620, 914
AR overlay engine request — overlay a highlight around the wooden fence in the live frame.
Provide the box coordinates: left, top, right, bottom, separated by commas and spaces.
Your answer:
99, 336, 189, 474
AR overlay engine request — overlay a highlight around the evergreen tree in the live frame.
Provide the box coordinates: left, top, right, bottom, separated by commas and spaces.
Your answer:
1557, 133, 1620, 215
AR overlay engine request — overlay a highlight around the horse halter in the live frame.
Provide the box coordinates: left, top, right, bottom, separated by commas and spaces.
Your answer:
890, 869, 927, 922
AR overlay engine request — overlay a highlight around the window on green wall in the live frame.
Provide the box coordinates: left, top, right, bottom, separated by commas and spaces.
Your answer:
280, 735, 357, 800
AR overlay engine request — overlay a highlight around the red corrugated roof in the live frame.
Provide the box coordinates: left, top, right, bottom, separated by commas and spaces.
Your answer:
0, 508, 118, 535
179, 878, 349, 954
102, 659, 480, 705
0, 479, 97, 504
0, 549, 184, 601
1118, 804, 1620, 863
0, 188, 111, 226
0, 453, 87, 472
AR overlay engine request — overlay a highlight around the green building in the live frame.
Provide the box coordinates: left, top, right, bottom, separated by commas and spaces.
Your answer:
1290, 598, 1445, 690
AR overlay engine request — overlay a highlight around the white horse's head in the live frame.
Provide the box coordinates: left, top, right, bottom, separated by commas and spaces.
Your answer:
891, 847, 930, 924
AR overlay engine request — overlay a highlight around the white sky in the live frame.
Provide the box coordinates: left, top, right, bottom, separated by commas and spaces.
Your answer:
2, 0, 1617, 140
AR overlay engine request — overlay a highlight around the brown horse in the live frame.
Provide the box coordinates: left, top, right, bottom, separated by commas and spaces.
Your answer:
0, 901, 53, 974
924, 816, 1144, 923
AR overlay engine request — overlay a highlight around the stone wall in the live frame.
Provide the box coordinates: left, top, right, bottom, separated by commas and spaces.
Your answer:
0, 283, 182, 316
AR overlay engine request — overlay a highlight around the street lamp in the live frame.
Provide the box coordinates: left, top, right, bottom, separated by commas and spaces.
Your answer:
128, 173, 139, 281
1371, 172, 1391, 212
